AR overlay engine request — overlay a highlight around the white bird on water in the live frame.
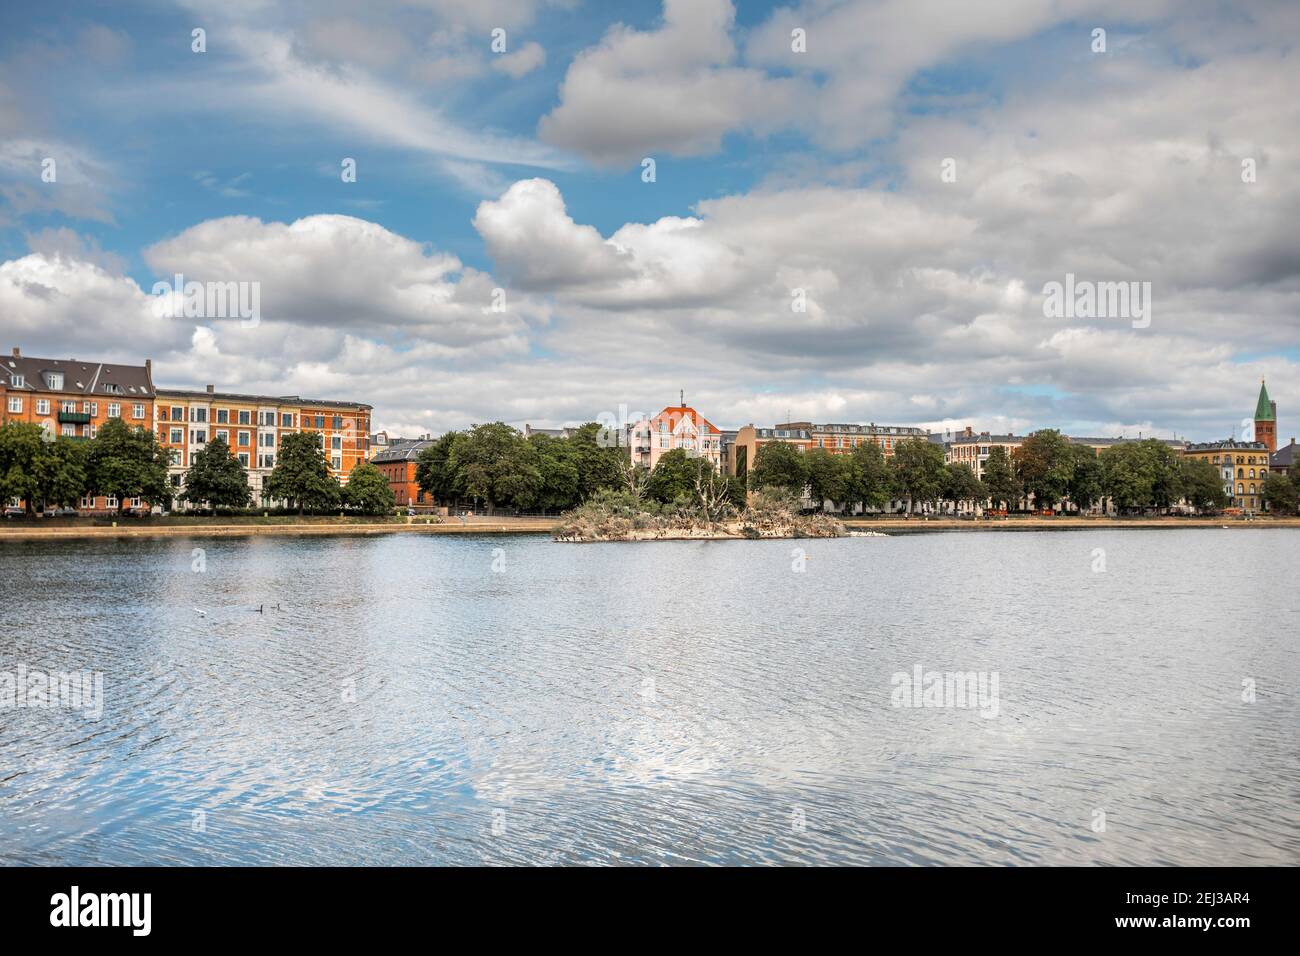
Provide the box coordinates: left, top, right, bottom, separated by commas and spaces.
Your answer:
193, 608, 206, 617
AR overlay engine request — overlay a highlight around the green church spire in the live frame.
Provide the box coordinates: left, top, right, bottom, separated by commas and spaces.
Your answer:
1254, 379, 1275, 421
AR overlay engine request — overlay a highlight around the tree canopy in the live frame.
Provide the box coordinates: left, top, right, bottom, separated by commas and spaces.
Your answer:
749, 440, 808, 495
264, 431, 341, 513
341, 461, 397, 514
180, 436, 251, 510
84, 418, 170, 512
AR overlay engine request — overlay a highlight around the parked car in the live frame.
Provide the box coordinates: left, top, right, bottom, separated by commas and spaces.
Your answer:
48, 506, 79, 517
3, 505, 25, 519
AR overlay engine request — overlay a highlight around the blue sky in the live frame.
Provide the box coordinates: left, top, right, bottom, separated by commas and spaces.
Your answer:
2, 0, 1298, 439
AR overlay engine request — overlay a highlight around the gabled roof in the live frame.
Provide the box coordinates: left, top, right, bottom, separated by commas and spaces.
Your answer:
651, 405, 720, 436
371, 440, 434, 463
1254, 380, 1275, 421
1271, 440, 1297, 468
2, 351, 154, 398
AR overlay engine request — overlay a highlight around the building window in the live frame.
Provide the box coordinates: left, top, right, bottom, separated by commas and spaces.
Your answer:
215, 429, 229, 444
331, 456, 342, 471
314, 415, 325, 429
46, 373, 62, 390
216, 409, 228, 424
191, 430, 206, 444
62, 424, 74, 437
331, 436, 342, 450
281, 413, 293, 428
133, 403, 145, 419
80, 496, 94, 509
6, 397, 21, 413
106, 496, 118, 509
107, 403, 121, 418
332, 416, 342, 430
36, 399, 49, 415
193, 408, 207, 423
260, 432, 275, 447
237, 453, 249, 467
87, 425, 97, 439
103, 383, 122, 394
238, 430, 250, 446
170, 428, 183, 443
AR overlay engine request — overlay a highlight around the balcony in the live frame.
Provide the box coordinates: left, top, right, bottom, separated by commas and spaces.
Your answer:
58, 410, 91, 424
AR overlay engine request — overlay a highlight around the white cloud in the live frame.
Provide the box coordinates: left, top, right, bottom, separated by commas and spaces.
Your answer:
143, 213, 537, 349
491, 40, 546, 78
539, 0, 807, 167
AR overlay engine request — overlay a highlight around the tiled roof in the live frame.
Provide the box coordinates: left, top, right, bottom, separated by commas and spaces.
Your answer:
946, 432, 1025, 445
156, 387, 371, 410
2, 351, 154, 397
777, 421, 926, 436
1271, 441, 1297, 468
1185, 439, 1268, 452
652, 405, 721, 435
371, 440, 434, 463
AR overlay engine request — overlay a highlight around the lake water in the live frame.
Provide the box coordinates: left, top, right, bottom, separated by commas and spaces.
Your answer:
1, 530, 1297, 866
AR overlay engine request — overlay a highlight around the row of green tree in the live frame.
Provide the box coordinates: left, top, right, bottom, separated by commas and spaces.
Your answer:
408, 423, 1297, 517
744, 431, 1263, 514
0, 420, 396, 515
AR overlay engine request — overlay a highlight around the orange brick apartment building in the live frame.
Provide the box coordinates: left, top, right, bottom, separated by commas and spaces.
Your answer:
1, 348, 157, 510
371, 439, 434, 507
728, 420, 927, 478
155, 386, 372, 505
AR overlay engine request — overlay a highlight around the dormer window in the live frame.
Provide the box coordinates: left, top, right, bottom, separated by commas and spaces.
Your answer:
45, 372, 63, 390
103, 383, 123, 394
10, 374, 23, 388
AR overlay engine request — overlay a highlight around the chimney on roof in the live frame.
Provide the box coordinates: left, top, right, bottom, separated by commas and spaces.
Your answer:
964, 425, 973, 438
145, 359, 151, 371
206, 384, 214, 394
11, 347, 18, 357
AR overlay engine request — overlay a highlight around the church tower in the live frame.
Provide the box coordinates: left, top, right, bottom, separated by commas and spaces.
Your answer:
1254, 379, 1276, 453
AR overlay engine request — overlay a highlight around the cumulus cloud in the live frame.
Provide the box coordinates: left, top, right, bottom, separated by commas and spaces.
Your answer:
539, 0, 806, 166
0, 254, 184, 359
143, 213, 536, 349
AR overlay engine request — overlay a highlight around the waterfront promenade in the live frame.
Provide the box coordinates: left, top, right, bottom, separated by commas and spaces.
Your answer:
3, 514, 1300, 541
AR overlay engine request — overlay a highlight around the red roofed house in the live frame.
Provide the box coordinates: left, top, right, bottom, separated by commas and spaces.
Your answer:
630, 398, 723, 473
